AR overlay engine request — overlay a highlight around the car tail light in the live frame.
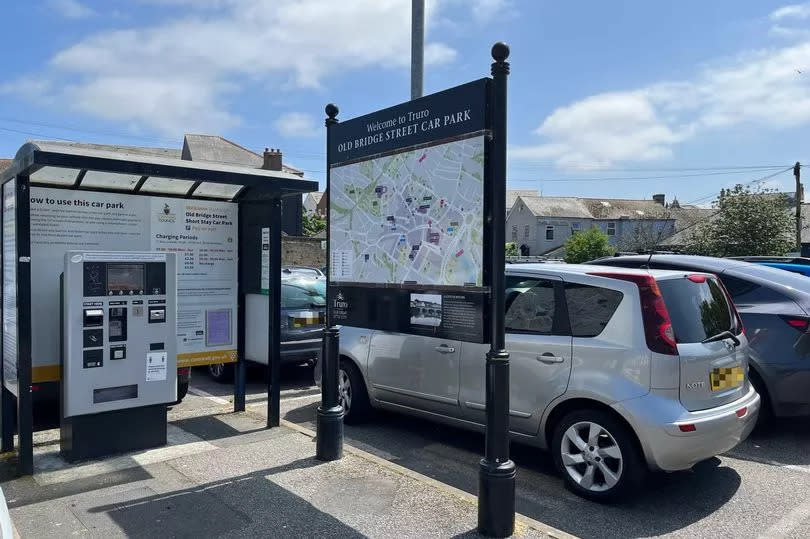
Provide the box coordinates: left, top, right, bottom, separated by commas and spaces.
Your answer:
679, 424, 696, 432
780, 316, 810, 332
588, 272, 678, 355
177, 367, 190, 375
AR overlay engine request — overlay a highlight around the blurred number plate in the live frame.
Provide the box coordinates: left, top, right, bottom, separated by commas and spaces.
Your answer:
710, 366, 744, 391
290, 311, 326, 328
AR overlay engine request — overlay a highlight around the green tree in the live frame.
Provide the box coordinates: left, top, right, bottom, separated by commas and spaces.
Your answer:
505, 242, 518, 256
686, 184, 794, 257
564, 226, 615, 264
302, 213, 326, 237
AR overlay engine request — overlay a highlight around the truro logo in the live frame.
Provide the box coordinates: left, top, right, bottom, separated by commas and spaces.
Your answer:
333, 292, 348, 309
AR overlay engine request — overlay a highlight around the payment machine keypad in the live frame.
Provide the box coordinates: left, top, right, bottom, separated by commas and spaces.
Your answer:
64, 252, 176, 423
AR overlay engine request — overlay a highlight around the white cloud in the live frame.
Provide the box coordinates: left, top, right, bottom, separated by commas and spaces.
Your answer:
10, 0, 462, 137
470, 0, 510, 22
514, 36, 810, 169
274, 112, 320, 138
48, 0, 95, 19
512, 92, 688, 168
770, 2, 810, 21
424, 42, 458, 65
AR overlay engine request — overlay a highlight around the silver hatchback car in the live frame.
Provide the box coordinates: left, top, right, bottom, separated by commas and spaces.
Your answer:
317, 264, 760, 501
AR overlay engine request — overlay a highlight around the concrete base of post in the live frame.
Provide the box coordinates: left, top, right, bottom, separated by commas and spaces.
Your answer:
477, 458, 516, 537
315, 405, 344, 461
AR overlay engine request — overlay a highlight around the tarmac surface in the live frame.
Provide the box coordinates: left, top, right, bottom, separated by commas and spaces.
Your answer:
187, 365, 810, 539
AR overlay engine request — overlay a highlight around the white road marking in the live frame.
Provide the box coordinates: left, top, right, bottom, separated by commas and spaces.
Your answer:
726, 452, 810, 476
189, 386, 321, 408
187, 387, 230, 405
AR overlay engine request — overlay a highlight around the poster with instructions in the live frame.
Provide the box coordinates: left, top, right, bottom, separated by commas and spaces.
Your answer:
28, 187, 238, 380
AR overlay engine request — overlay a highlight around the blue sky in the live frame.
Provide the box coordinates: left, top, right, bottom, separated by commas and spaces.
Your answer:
2, 0, 810, 205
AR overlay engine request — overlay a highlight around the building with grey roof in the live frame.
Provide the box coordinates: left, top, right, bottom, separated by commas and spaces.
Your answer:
507, 193, 706, 255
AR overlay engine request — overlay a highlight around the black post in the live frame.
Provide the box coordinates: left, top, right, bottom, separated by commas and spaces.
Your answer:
316, 103, 344, 461
0, 177, 11, 453
233, 203, 246, 412
267, 198, 282, 428
478, 42, 515, 538
16, 175, 33, 475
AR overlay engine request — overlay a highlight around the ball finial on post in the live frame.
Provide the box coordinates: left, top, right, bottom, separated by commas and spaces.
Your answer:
325, 103, 339, 120
491, 42, 510, 63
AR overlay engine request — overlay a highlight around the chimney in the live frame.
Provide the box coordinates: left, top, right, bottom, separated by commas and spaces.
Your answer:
652, 193, 665, 206
263, 147, 282, 171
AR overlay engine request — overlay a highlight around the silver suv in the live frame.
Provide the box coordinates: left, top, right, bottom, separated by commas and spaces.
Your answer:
318, 264, 760, 500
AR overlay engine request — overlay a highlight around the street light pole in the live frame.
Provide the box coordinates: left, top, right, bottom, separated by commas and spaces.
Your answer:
316, 103, 344, 462
411, 0, 424, 100
478, 42, 515, 538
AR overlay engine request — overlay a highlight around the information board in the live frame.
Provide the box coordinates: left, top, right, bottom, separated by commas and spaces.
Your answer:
327, 79, 491, 343
2, 179, 18, 396
29, 187, 238, 379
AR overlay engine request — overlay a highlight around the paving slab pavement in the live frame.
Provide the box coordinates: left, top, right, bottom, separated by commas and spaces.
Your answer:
0, 406, 570, 538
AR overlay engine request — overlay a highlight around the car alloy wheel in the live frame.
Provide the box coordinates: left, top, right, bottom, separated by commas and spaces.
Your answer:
209, 363, 224, 378
338, 368, 352, 413
560, 420, 624, 493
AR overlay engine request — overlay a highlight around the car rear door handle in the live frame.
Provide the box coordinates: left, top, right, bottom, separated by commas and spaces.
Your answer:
537, 353, 564, 364
435, 345, 456, 354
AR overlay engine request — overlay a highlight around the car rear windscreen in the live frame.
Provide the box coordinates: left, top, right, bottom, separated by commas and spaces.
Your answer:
282, 279, 326, 309
658, 277, 733, 344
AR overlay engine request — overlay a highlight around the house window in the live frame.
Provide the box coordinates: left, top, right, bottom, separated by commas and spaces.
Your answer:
546, 225, 554, 241
511, 225, 518, 242
524, 225, 530, 240
607, 222, 616, 236
571, 222, 581, 235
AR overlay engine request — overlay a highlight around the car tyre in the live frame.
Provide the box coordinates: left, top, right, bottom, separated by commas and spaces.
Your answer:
208, 362, 234, 384
552, 409, 645, 502
749, 371, 771, 431
174, 380, 189, 404
339, 359, 371, 424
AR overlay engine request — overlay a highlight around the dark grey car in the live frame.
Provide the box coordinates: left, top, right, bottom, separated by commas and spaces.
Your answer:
207, 277, 326, 382
589, 255, 810, 419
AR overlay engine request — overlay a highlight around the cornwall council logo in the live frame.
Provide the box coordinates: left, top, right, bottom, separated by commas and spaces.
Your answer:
158, 203, 177, 223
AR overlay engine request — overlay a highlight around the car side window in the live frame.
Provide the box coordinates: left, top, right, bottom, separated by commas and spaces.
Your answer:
719, 275, 787, 304
564, 283, 623, 337
505, 277, 565, 335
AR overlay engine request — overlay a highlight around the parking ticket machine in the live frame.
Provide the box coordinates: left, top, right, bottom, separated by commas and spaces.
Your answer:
60, 251, 177, 461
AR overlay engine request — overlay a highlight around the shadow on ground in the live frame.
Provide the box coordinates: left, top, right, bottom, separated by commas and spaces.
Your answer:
283, 402, 741, 539
87, 457, 363, 538
728, 417, 810, 467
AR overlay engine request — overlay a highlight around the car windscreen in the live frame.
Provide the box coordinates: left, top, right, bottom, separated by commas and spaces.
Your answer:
282, 279, 326, 309
658, 277, 733, 344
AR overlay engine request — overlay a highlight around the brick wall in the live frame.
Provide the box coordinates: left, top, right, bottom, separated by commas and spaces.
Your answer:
282, 236, 326, 267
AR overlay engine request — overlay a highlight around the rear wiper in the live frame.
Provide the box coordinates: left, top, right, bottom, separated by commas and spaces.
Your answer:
702, 330, 740, 346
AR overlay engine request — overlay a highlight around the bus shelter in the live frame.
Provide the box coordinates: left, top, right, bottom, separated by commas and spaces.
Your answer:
0, 141, 317, 475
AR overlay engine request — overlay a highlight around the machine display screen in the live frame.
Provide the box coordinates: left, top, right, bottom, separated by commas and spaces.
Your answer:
106, 263, 145, 292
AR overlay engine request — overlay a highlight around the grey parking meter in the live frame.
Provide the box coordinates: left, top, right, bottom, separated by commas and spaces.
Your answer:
60, 251, 177, 461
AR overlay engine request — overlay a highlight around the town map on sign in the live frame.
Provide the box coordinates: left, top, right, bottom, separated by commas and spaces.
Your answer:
330, 136, 484, 286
